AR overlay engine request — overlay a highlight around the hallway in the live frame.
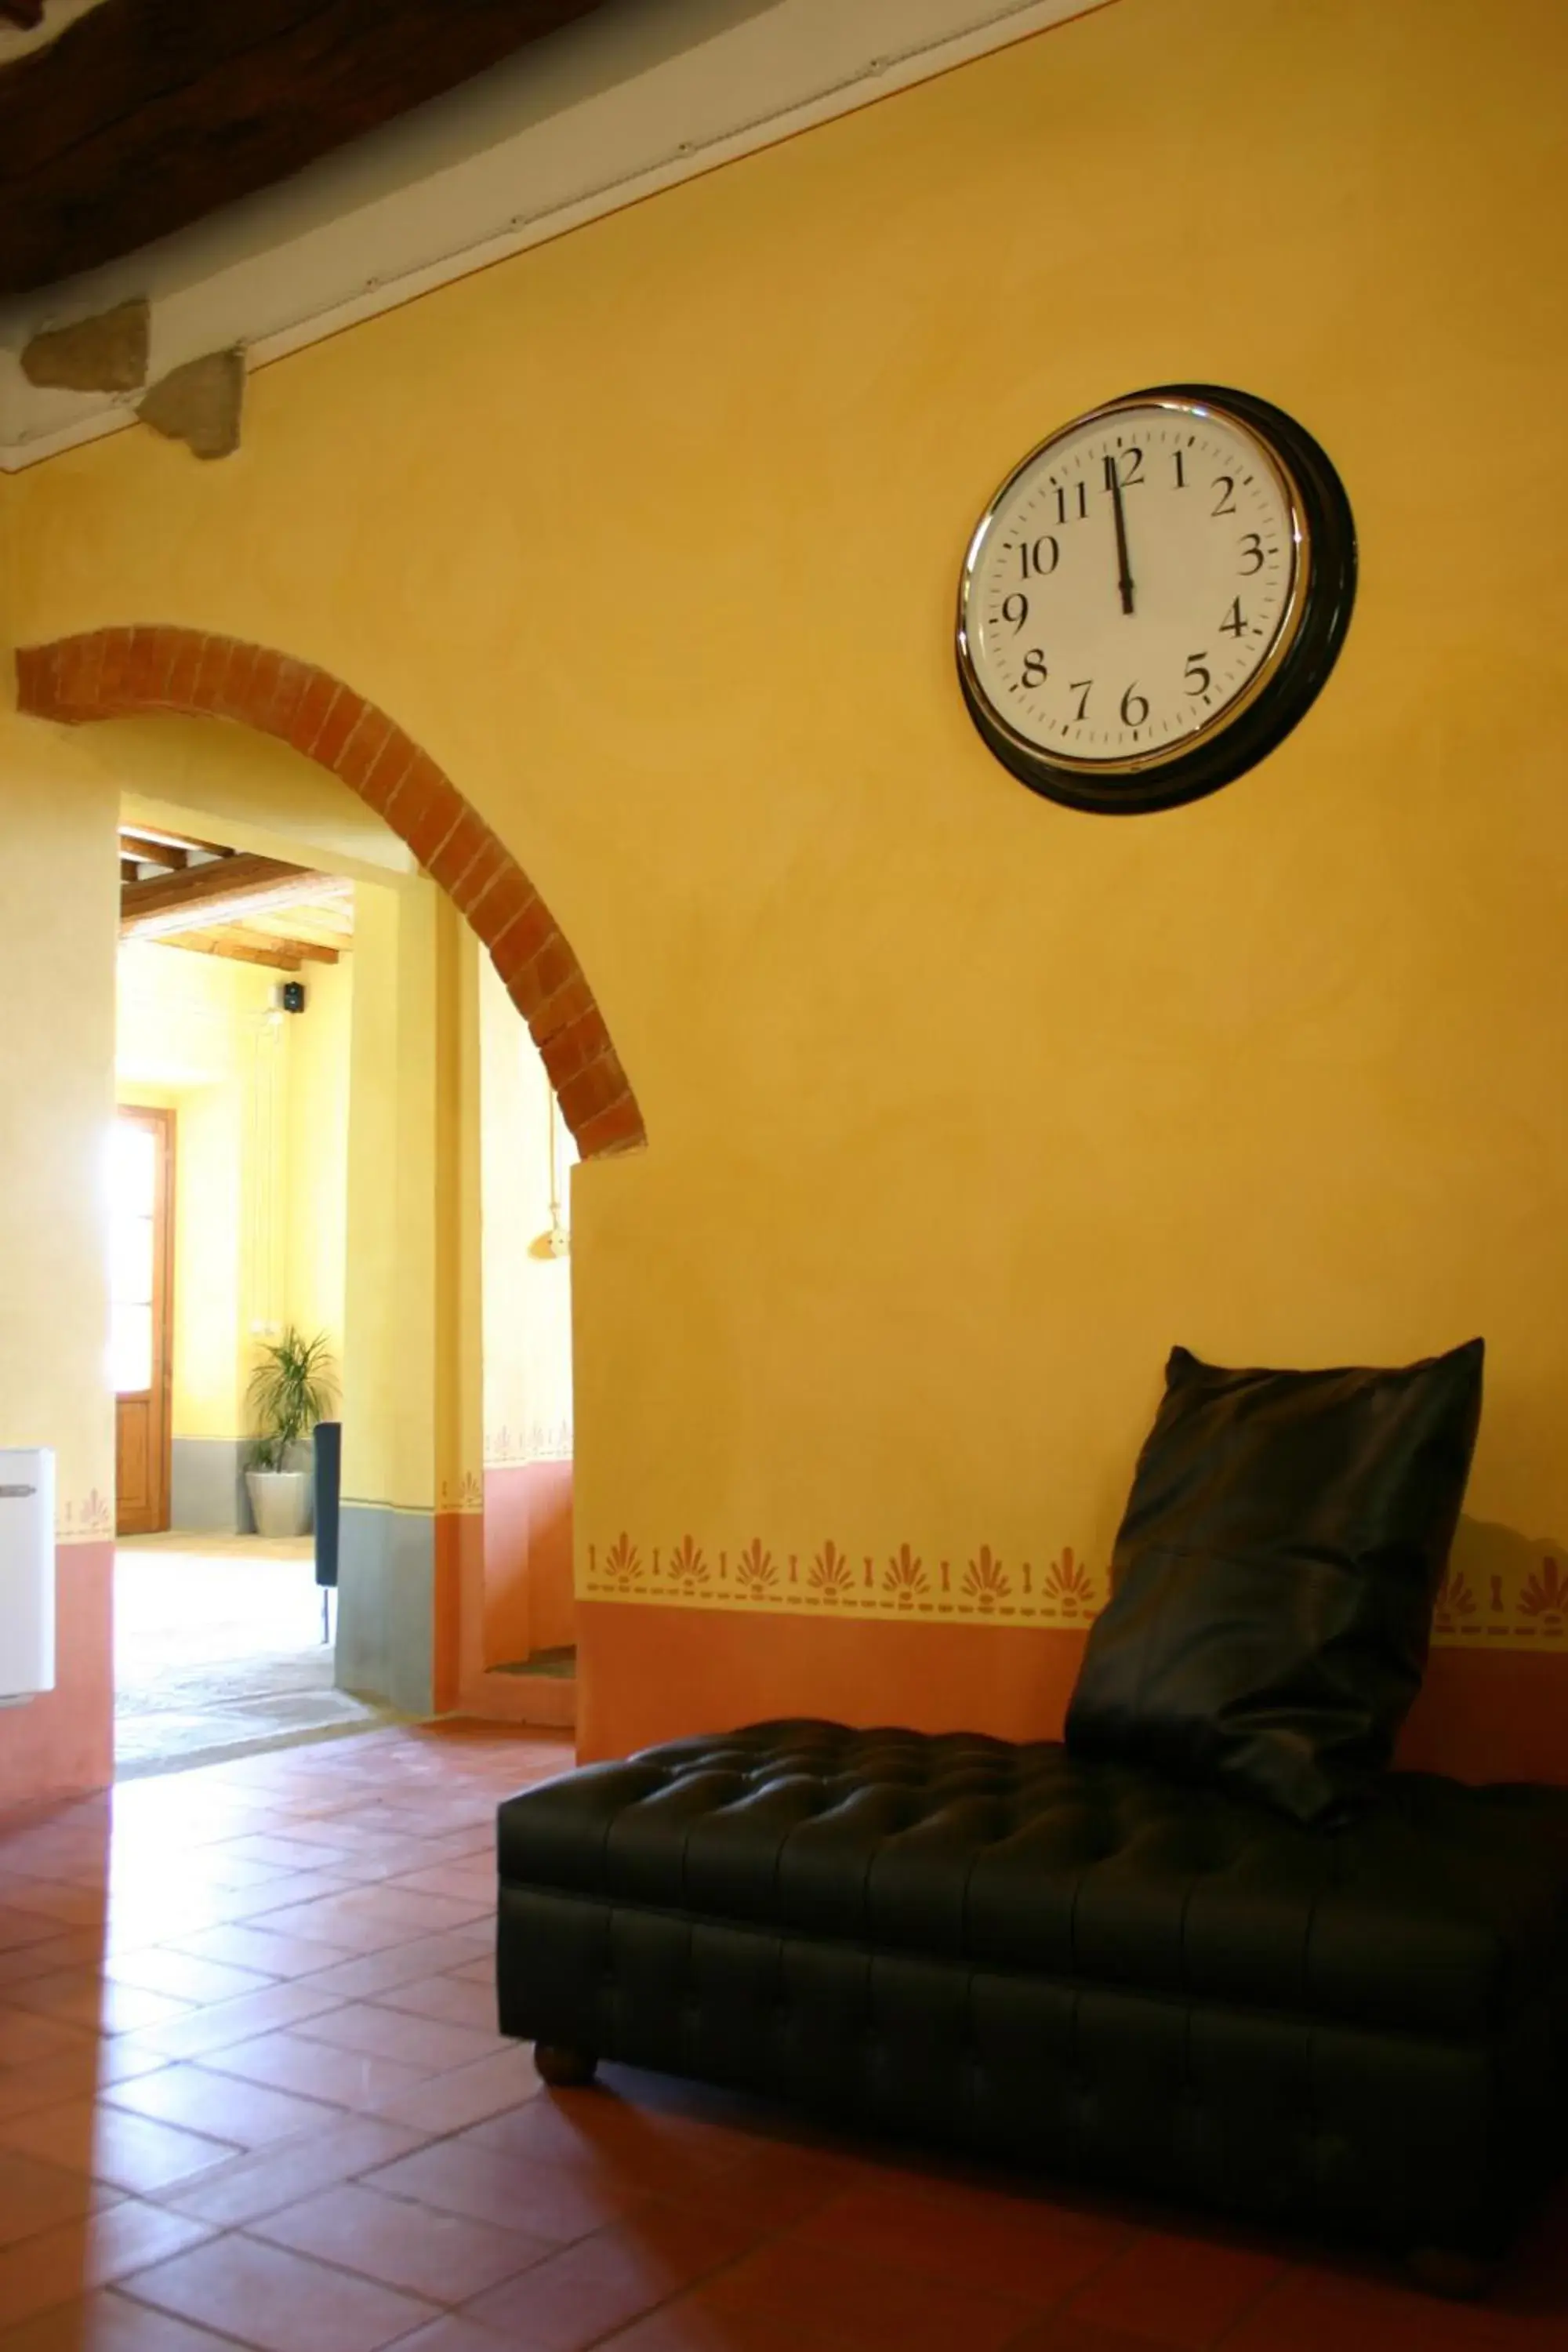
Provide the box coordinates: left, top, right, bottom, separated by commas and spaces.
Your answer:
115, 1537, 387, 1779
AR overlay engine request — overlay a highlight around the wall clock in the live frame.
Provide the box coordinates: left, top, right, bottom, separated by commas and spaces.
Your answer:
956, 383, 1356, 814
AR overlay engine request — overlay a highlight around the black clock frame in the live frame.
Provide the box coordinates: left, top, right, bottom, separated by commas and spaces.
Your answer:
956, 383, 1357, 815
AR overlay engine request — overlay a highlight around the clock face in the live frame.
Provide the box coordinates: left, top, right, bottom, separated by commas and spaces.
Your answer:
955, 387, 1354, 813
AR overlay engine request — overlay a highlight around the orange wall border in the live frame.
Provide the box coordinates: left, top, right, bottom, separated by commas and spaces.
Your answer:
484, 1460, 575, 1669
576, 1599, 1090, 1764
0, 1543, 114, 1807
578, 1597, 1568, 1788
434, 1509, 483, 1718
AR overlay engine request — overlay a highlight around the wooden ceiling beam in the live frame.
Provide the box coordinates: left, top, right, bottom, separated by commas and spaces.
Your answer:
118, 830, 191, 869
223, 925, 340, 964
151, 923, 339, 970
120, 825, 235, 858
120, 851, 338, 935
0, 0, 612, 294
151, 931, 305, 972
245, 906, 355, 946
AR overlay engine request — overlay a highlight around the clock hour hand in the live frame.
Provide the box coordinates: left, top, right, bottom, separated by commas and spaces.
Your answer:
1104, 452, 1135, 616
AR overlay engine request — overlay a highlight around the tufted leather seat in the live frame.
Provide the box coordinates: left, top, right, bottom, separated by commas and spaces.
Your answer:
496, 1721, 1568, 2259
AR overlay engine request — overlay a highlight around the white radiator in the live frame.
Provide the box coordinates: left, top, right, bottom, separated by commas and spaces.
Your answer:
0, 1448, 55, 1705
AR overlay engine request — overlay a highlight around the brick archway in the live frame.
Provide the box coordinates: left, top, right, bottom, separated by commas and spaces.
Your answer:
16, 627, 644, 1158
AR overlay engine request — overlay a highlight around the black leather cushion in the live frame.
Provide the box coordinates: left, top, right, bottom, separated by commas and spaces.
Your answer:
496, 1719, 1568, 2038
497, 1724, 1568, 2254
1065, 1340, 1485, 1824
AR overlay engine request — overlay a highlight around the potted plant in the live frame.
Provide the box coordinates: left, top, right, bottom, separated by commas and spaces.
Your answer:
244, 1326, 338, 1540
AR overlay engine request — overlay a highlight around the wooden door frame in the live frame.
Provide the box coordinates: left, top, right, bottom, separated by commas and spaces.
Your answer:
115, 1104, 175, 1536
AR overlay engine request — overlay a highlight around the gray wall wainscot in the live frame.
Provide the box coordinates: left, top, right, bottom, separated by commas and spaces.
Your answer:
169, 1437, 249, 1534
336, 1502, 434, 1717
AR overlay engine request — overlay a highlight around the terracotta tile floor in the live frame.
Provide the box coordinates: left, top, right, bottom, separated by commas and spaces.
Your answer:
1, 1725, 1564, 2352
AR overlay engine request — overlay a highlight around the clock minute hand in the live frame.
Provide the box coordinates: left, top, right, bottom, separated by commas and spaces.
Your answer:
1104, 452, 1135, 616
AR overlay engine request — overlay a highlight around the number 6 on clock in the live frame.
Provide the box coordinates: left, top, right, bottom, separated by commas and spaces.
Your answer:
956, 383, 1356, 813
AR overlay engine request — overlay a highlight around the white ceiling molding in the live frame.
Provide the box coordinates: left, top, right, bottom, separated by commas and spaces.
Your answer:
0, 0, 1109, 470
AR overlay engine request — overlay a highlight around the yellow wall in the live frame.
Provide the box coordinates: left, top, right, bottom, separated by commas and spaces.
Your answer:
118, 942, 276, 1442
116, 937, 351, 1445
481, 953, 575, 1666
0, 696, 118, 1798
481, 956, 574, 1471
285, 956, 352, 1387
342, 878, 479, 1516
0, 711, 118, 1532
8, 0, 1568, 1739
106, 712, 418, 884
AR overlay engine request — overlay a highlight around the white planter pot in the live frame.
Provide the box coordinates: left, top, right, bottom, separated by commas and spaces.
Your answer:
245, 1468, 314, 1539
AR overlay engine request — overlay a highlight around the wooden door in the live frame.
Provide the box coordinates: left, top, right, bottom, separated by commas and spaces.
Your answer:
112, 1108, 174, 1537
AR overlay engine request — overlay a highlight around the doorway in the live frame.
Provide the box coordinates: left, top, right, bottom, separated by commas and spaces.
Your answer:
480, 960, 577, 1718
112, 817, 372, 1773
23, 621, 643, 1744
111, 1105, 173, 1537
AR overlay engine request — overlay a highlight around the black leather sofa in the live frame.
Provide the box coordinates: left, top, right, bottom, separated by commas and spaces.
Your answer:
496, 1719, 1568, 2278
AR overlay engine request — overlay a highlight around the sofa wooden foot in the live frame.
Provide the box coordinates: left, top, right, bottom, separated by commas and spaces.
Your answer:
535, 2043, 599, 2089
1406, 2247, 1497, 2301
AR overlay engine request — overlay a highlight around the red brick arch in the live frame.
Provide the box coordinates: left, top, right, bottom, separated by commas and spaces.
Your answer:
16, 627, 644, 1158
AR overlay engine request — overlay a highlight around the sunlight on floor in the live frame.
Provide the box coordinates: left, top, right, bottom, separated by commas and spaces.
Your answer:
114, 1536, 390, 1778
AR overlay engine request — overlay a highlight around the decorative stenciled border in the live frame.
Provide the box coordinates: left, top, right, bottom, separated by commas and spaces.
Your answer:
58, 1489, 114, 1544
583, 1537, 1568, 1652
485, 1418, 573, 1468
1433, 1559, 1568, 1651
437, 1471, 485, 1515
583, 1538, 1105, 1629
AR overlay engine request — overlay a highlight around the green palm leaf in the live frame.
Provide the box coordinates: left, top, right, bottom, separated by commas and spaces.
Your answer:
246, 1326, 339, 1472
